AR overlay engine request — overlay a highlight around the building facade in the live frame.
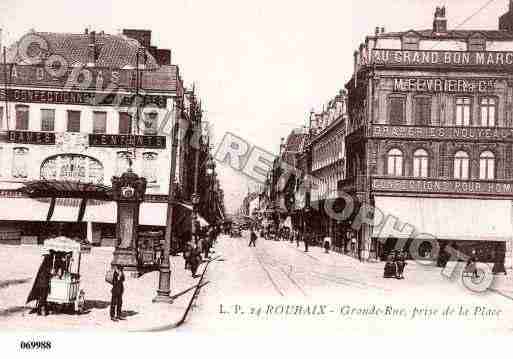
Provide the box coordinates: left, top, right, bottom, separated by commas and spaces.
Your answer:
343, 4, 513, 267
0, 29, 201, 245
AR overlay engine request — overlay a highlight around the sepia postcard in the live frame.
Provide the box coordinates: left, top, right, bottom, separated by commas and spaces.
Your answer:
2, 0, 513, 357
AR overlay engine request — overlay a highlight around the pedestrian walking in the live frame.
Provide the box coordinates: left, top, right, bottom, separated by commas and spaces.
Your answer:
189, 243, 202, 277
395, 250, 407, 279
323, 235, 332, 253
110, 266, 125, 321
296, 230, 301, 247
304, 231, 310, 252
249, 229, 257, 247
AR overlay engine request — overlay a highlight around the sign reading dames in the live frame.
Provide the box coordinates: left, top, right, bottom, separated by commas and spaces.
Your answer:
372, 178, 513, 196
372, 49, 513, 68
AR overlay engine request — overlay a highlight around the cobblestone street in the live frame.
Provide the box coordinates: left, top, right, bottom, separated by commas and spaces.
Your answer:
182, 233, 513, 334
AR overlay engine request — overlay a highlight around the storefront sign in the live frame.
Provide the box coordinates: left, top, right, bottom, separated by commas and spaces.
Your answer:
0, 190, 27, 198
88, 134, 166, 149
371, 125, 513, 142
372, 178, 513, 196
372, 49, 513, 69
0, 89, 167, 108
7, 131, 55, 145
393, 78, 496, 93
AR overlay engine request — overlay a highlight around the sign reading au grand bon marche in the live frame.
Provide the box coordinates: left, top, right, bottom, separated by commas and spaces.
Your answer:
372, 178, 513, 196
370, 49, 513, 68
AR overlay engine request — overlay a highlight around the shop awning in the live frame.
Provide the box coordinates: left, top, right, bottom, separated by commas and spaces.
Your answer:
0, 198, 49, 221
373, 196, 513, 242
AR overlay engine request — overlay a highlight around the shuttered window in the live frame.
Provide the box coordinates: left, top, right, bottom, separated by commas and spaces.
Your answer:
389, 97, 405, 125
67, 110, 81, 132
93, 111, 107, 134
40, 109, 55, 132
119, 112, 132, 134
15, 105, 29, 130
414, 97, 431, 126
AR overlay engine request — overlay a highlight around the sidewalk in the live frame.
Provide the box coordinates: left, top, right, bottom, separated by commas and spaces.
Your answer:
0, 245, 205, 331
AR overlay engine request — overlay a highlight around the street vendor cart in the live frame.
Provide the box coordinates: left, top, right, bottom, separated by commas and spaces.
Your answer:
43, 236, 86, 313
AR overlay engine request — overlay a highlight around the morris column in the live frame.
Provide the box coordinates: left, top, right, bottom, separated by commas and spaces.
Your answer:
111, 168, 147, 275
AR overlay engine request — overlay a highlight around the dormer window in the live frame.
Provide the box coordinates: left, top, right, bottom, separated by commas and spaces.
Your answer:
468, 34, 486, 51
402, 34, 419, 50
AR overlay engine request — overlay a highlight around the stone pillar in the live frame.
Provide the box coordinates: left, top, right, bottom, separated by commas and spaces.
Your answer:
86, 221, 93, 244
111, 169, 147, 276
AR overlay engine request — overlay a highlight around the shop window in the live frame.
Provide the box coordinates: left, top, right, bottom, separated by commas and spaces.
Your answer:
15, 105, 29, 130
67, 110, 81, 132
119, 112, 132, 134
115, 151, 132, 176
414, 96, 431, 126
93, 111, 107, 134
0, 106, 3, 130
413, 149, 429, 178
455, 97, 471, 126
12, 147, 29, 178
143, 111, 158, 135
386, 148, 403, 176
40, 109, 55, 132
479, 97, 496, 127
142, 152, 158, 183
453, 151, 470, 180
479, 151, 495, 180
388, 96, 406, 125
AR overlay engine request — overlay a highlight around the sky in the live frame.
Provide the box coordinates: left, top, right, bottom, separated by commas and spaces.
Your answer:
0, 0, 510, 213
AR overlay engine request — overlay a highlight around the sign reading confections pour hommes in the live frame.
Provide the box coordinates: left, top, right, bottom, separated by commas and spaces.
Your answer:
393, 78, 496, 93
372, 178, 513, 197
0, 89, 167, 108
371, 49, 513, 68
88, 134, 166, 149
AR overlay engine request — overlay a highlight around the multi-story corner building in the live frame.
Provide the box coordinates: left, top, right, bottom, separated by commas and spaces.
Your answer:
305, 91, 347, 247
0, 28, 198, 245
343, 3, 513, 267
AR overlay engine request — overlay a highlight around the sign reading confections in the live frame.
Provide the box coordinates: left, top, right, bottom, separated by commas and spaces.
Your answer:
371, 125, 513, 142
0, 89, 167, 108
88, 134, 166, 149
372, 178, 513, 196
393, 78, 496, 93
372, 49, 513, 69
7, 131, 55, 145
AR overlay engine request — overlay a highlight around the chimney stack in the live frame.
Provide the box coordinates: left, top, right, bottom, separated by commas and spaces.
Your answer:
87, 30, 96, 67
433, 6, 447, 34
499, 1, 513, 32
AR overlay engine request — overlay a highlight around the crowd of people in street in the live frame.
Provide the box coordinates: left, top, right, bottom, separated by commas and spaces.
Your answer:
183, 224, 220, 277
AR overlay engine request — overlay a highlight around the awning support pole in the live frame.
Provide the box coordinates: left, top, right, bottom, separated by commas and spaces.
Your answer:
77, 198, 87, 222
46, 197, 56, 221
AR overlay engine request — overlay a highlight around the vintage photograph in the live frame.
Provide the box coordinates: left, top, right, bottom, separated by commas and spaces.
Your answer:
1, 0, 513, 346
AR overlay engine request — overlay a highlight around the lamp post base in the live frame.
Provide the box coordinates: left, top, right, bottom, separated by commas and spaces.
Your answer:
152, 292, 174, 304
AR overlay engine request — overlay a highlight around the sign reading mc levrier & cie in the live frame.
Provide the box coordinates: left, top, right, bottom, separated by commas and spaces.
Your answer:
372, 178, 513, 196
371, 125, 513, 142
393, 78, 496, 93
88, 134, 166, 149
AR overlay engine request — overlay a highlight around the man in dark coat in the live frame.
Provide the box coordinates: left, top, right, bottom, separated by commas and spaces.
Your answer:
249, 229, 257, 247
27, 254, 52, 316
304, 231, 310, 252
110, 266, 125, 321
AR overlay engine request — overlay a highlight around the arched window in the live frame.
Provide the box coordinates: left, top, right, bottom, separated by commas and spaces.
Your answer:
454, 151, 470, 180
116, 151, 132, 176
387, 148, 403, 176
142, 152, 158, 183
479, 151, 495, 180
413, 149, 429, 178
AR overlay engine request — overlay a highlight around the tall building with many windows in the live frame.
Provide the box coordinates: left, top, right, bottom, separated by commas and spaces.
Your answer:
0, 28, 193, 245
343, 3, 513, 268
